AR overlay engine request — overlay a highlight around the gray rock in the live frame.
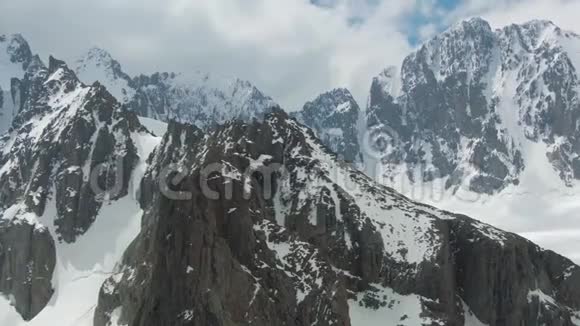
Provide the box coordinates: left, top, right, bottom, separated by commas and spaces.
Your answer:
293, 88, 362, 163
0, 221, 55, 321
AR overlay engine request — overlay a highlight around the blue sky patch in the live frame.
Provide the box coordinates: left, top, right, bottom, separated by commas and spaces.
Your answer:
310, 0, 464, 44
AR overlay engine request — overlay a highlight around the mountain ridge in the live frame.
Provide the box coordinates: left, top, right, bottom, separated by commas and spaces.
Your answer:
73, 47, 278, 129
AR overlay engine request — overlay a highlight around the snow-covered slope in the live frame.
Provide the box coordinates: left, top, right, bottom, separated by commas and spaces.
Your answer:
74, 48, 278, 129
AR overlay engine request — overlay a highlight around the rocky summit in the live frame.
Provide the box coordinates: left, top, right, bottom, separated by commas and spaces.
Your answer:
292, 88, 362, 163
367, 18, 580, 194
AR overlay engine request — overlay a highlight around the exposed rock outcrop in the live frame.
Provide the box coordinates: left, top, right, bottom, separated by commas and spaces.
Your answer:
292, 88, 362, 163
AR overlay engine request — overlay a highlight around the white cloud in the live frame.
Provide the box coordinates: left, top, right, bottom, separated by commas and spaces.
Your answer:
449, 0, 580, 32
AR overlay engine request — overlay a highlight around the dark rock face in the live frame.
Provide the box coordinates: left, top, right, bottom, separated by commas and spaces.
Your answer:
449, 214, 580, 325
0, 55, 143, 320
95, 109, 580, 326
292, 88, 362, 163
367, 18, 580, 194
0, 221, 55, 321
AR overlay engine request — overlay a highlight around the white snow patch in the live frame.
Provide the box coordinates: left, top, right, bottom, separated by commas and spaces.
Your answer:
0, 295, 22, 326
349, 285, 437, 326
527, 289, 557, 307
572, 311, 580, 326
109, 307, 126, 326
138, 117, 168, 138
336, 101, 351, 113
462, 300, 489, 326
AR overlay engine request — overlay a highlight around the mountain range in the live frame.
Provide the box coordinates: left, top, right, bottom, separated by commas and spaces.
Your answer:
74, 47, 277, 130
1, 17, 580, 326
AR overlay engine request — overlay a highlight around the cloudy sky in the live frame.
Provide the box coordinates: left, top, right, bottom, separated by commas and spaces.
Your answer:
1, 0, 580, 109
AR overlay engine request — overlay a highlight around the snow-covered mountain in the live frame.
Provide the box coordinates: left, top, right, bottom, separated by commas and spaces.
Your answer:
74, 48, 277, 129
0, 55, 160, 324
94, 109, 580, 326
292, 88, 362, 162
367, 18, 580, 195
74, 47, 134, 104
358, 18, 580, 265
0, 34, 34, 134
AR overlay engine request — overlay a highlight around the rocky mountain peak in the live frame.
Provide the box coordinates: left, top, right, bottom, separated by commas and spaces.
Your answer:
451, 16, 493, 32
305, 88, 356, 112
83, 47, 114, 62
292, 87, 362, 162
72, 48, 278, 129
499, 19, 567, 53
370, 66, 400, 104
74, 47, 134, 102
0, 54, 156, 321
47, 55, 74, 76
0, 34, 37, 135
0, 34, 32, 63
0, 33, 33, 89
75, 47, 129, 79
368, 18, 580, 194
